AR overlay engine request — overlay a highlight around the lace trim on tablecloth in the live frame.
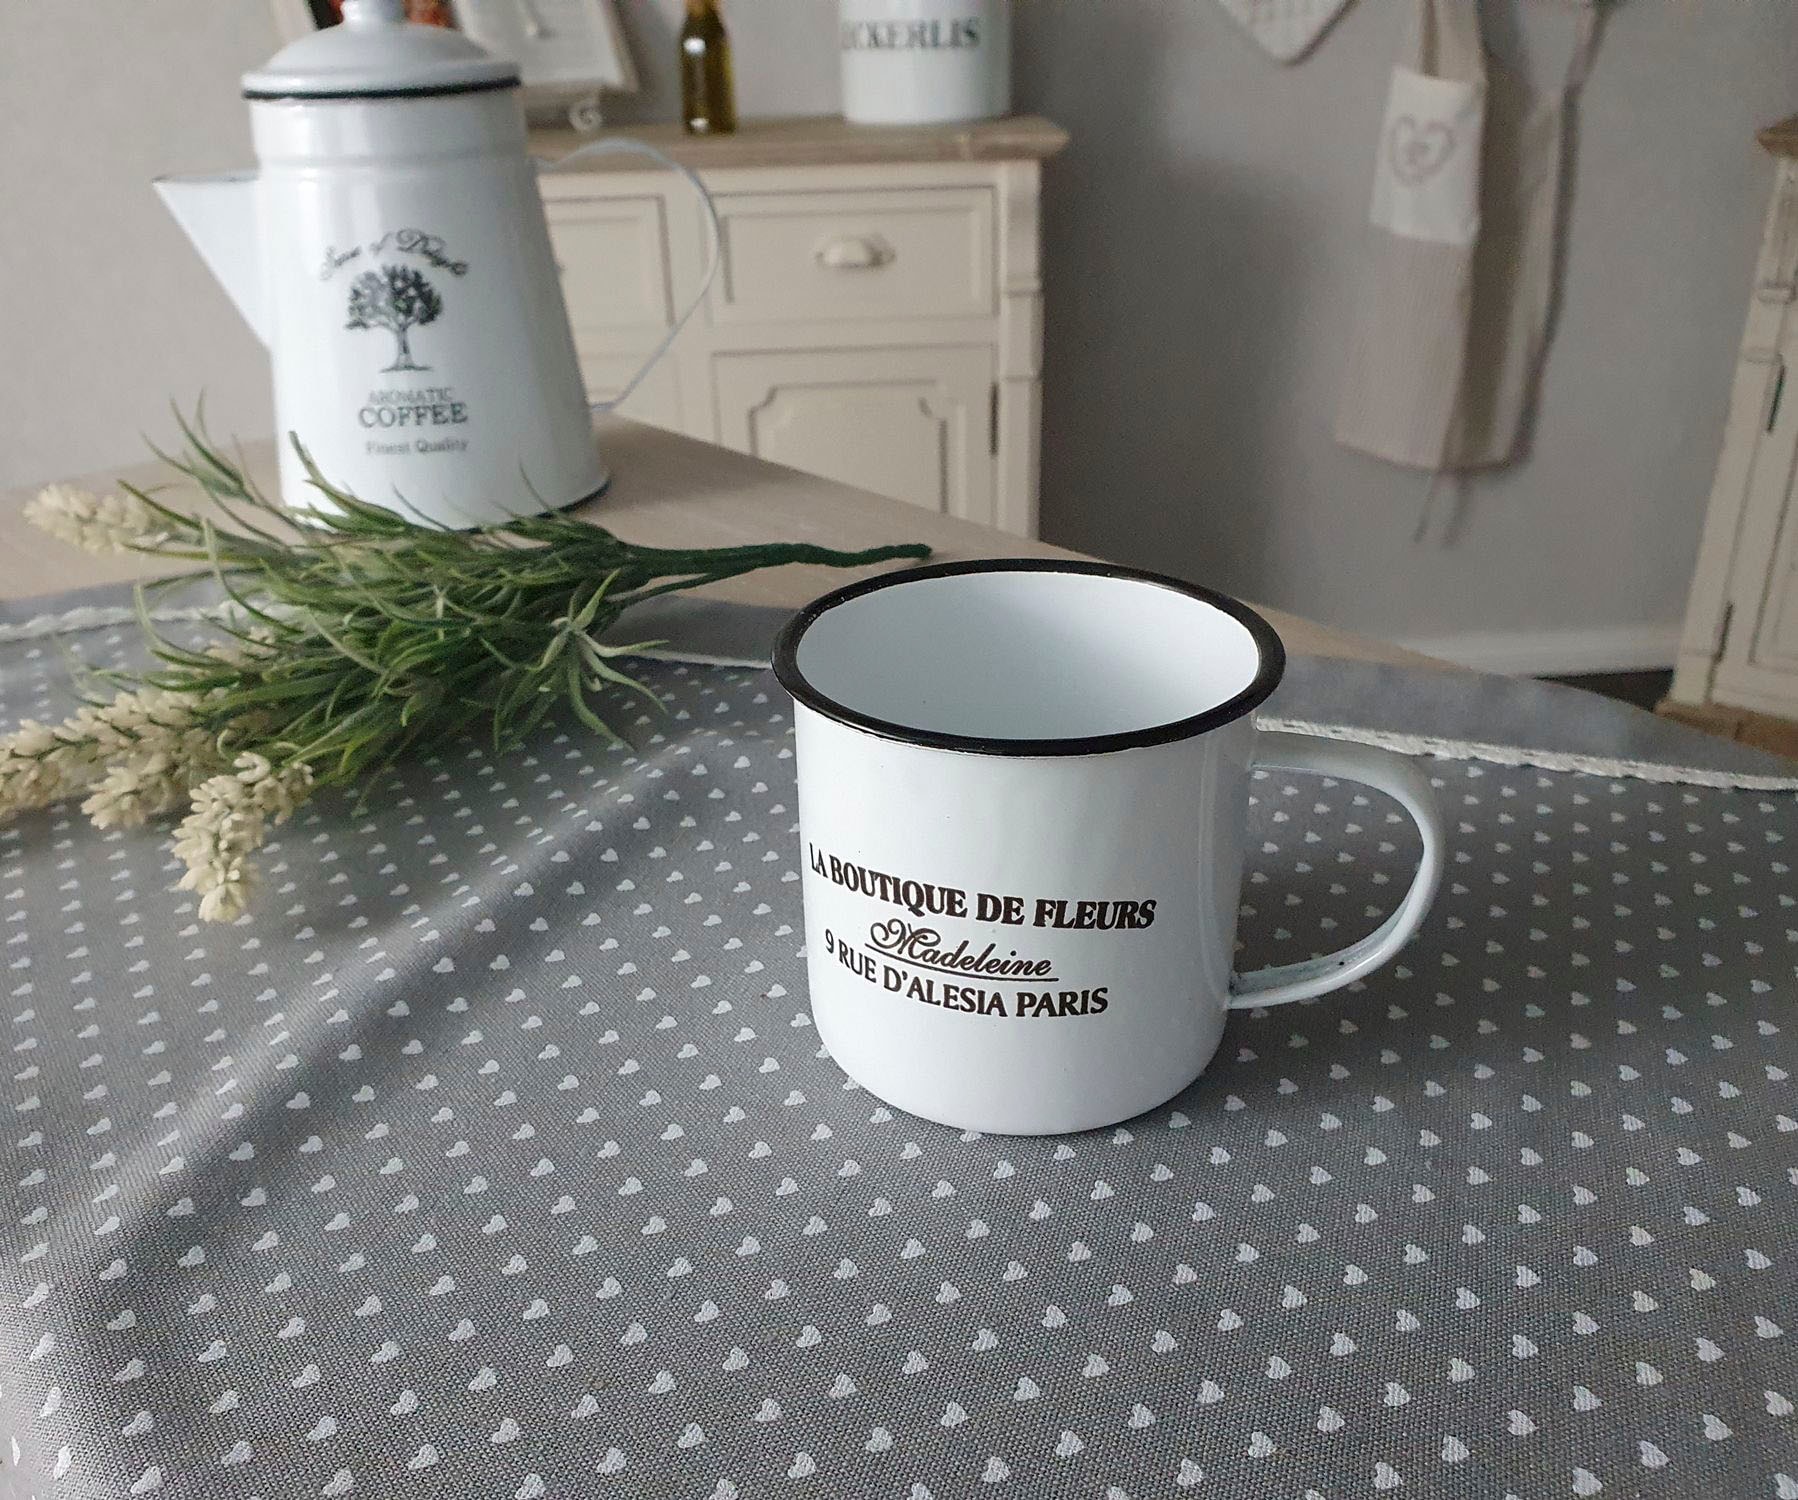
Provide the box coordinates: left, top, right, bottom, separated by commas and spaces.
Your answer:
1261, 716, 1798, 793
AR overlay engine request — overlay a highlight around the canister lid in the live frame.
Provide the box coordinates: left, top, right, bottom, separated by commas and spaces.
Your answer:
243, 0, 518, 101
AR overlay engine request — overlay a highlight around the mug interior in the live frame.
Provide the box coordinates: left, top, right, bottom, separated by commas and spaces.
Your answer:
782, 563, 1281, 750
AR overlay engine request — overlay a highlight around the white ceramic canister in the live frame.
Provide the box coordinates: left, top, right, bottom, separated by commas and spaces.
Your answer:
839, 0, 1011, 126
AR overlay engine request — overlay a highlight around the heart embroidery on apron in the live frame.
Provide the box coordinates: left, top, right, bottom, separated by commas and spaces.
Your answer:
1387, 116, 1458, 185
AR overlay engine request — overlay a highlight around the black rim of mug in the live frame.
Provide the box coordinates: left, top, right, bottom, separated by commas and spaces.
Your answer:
772, 558, 1288, 758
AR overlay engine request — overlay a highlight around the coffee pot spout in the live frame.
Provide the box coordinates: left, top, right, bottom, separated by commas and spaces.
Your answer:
155, 172, 267, 346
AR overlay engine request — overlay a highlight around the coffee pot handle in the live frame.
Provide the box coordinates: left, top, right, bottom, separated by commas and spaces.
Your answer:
539, 138, 722, 415
1228, 730, 1444, 1010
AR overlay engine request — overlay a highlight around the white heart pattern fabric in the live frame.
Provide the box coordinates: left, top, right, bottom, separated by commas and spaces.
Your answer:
1214, 0, 1355, 63
0, 592, 1795, 1497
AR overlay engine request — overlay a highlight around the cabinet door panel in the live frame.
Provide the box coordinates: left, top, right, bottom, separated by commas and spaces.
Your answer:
1721, 300, 1798, 712
1751, 483, 1798, 669
714, 348, 997, 527
546, 195, 673, 339
1745, 351, 1798, 674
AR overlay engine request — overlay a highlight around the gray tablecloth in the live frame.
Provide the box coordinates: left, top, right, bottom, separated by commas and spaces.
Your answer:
1, 584, 1795, 1500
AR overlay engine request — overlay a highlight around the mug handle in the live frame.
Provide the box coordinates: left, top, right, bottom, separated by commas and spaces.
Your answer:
538, 138, 723, 414
1229, 730, 1445, 1010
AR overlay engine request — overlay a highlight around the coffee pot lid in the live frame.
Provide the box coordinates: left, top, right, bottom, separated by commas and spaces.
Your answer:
243, 0, 518, 101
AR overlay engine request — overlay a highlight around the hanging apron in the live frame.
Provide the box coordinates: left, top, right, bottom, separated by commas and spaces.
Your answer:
1334, 0, 1487, 470
1336, 0, 1601, 479
1446, 1, 1601, 468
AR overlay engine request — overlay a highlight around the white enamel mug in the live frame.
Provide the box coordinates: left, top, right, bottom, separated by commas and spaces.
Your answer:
773, 561, 1445, 1135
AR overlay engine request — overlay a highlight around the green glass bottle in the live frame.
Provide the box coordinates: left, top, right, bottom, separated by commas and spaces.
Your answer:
680, 0, 737, 136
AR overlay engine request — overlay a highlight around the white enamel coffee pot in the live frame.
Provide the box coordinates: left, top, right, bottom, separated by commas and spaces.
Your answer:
156, 0, 714, 527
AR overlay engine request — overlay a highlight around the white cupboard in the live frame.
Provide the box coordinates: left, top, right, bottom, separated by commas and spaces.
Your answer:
1672, 121, 1798, 723
534, 116, 1066, 538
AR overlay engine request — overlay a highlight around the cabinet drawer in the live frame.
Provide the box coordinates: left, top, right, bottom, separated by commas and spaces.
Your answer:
712, 188, 994, 326
546, 195, 672, 338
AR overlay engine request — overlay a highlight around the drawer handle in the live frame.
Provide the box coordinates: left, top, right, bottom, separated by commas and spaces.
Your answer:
814, 234, 894, 270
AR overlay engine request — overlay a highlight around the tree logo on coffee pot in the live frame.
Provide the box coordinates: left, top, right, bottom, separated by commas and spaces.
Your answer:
345, 264, 443, 372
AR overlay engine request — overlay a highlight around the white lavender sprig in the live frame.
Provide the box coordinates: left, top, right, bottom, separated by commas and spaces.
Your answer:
0, 422, 928, 919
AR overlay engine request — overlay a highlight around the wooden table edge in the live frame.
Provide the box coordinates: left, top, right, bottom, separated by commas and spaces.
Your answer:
0, 418, 1439, 672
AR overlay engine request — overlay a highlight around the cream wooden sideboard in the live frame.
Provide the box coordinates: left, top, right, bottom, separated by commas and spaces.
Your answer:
533, 116, 1067, 539
1671, 118, 1798, 724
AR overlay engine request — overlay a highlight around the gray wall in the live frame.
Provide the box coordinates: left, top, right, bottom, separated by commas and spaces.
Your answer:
1015, 0, 1798, 666
605, 0, 839, 123
0, 1, 277, 488
4, 0, 1793, 668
